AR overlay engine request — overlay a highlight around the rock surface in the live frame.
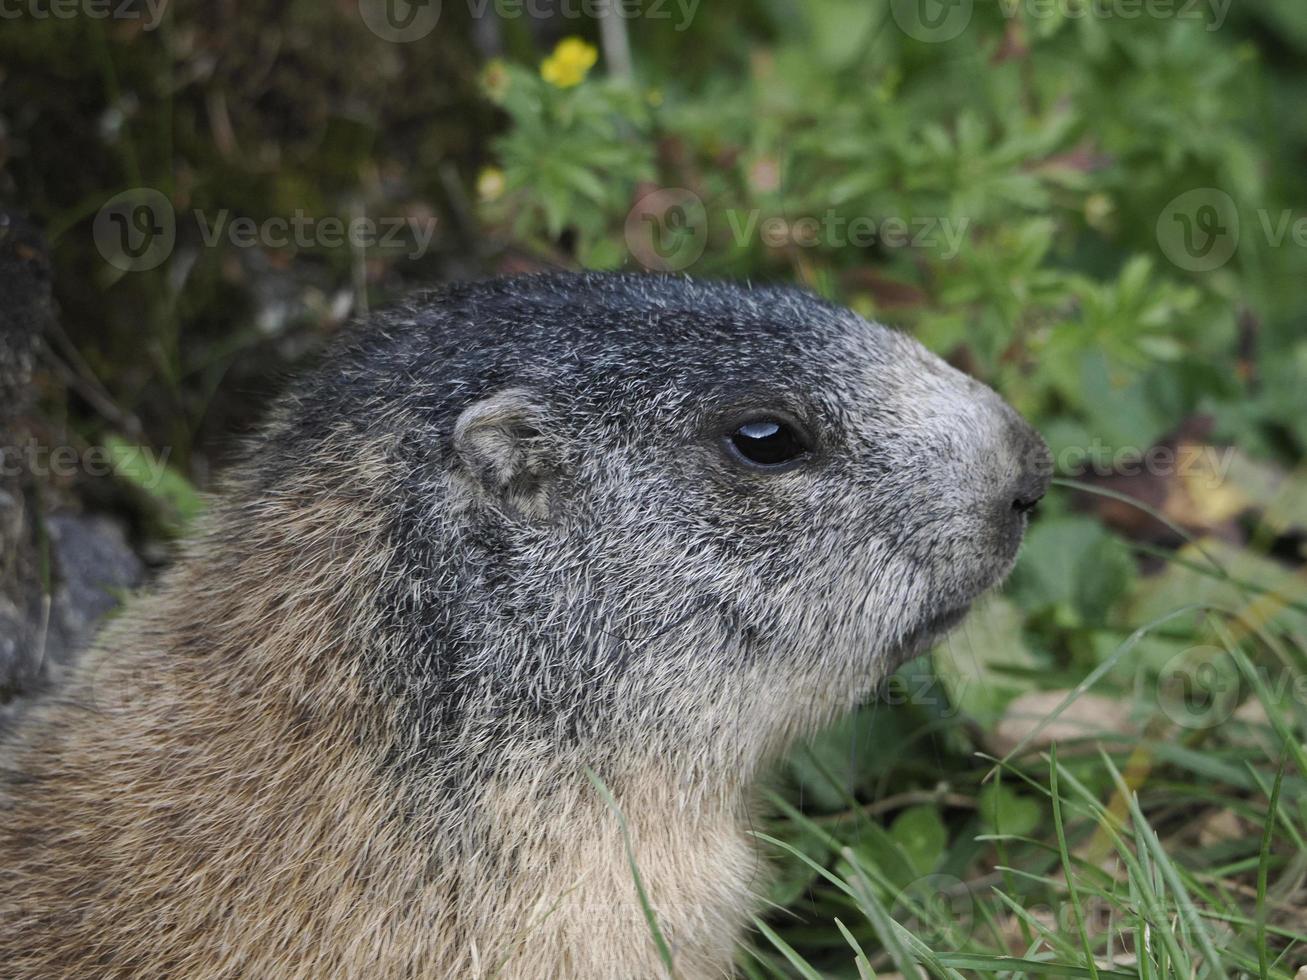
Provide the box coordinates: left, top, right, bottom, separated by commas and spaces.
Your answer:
0, 212, 145, 716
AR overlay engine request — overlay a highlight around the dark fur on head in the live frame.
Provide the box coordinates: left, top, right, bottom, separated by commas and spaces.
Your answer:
0, 273, 1049, 978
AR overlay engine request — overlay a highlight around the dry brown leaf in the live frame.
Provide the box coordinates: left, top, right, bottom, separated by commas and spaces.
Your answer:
993, 690, 1137, 755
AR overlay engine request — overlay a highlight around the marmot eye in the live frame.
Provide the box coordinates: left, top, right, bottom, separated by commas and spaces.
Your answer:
726, 418, 809, 469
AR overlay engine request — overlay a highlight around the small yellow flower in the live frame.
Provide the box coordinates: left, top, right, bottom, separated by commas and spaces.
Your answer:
540, 38, 598, 89
477, 167, 506, 203
1084, 192, 1115, 230
481, 59, 511, 103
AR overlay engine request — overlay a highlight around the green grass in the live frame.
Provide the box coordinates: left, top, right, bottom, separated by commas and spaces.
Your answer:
737, 484, 1306, 978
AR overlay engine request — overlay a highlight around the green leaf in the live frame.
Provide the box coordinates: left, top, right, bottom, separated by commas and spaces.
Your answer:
934, 596, 1039, 725
888, 805, 947, 876
1010, 516, 1135, 624
977, 783, 1042, 838
105, 435, 203, 531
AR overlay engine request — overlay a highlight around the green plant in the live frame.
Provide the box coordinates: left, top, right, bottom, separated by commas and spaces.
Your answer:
478, 5, 1307, 974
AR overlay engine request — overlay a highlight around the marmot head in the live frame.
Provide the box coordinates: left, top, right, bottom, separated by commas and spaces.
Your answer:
253, 273, 1049, 772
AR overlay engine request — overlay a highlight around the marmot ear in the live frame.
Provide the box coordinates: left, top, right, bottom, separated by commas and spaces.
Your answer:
451, 388, 558, 520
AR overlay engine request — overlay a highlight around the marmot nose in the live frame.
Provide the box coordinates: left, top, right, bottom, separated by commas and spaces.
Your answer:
1007, 420, 1052, 517
1012, 490, 1044, 515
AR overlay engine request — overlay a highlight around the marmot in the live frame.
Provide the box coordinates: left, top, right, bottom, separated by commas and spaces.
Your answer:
0, 273, 1050, 979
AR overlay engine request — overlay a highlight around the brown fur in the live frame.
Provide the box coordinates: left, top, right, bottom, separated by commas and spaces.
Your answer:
0, 437, 752, 978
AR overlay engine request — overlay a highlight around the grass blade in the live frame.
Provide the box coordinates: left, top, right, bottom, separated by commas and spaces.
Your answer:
750, 916, 824, 980
1049, 744, 1100, 980
585, 767, 677, 977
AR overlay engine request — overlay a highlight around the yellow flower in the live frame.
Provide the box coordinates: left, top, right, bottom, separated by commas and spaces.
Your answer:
481, 59, 511, 103
476, 167, 506, 203
1084, 192, 1115, 231
540, 38, 598, 89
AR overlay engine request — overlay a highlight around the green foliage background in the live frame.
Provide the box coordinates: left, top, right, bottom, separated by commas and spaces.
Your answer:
484, 0, 1306, 457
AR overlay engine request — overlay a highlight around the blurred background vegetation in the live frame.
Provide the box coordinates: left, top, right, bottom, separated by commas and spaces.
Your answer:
2, 0, 1305, 974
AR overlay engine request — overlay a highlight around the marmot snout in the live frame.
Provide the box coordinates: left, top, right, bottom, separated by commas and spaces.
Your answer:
0, 273, 1049, 979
